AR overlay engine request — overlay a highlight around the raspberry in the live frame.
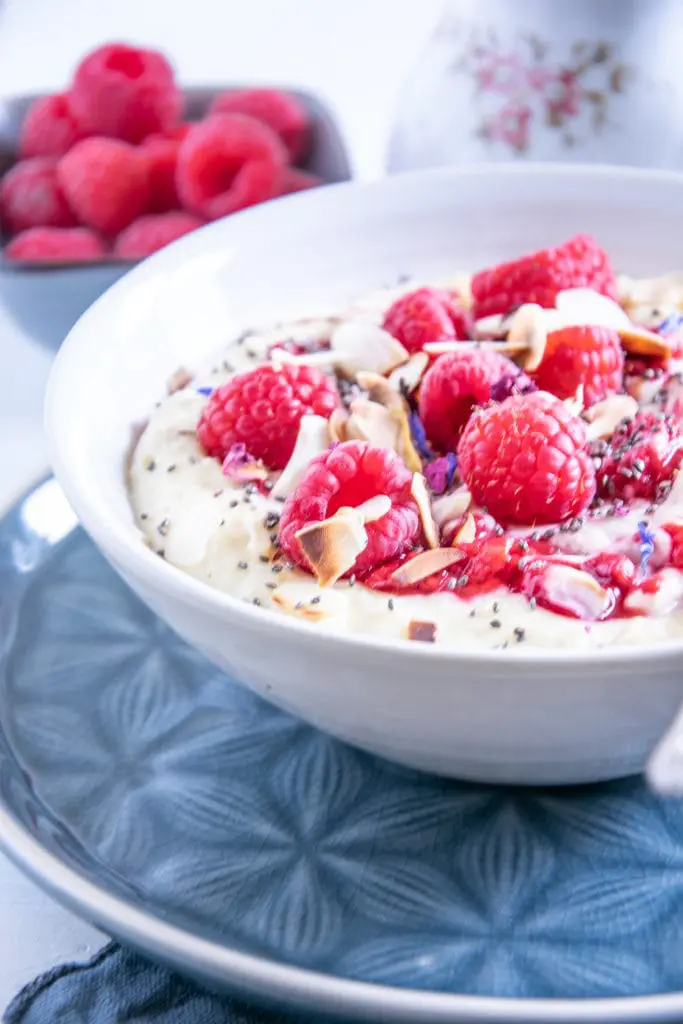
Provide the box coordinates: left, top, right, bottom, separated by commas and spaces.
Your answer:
279, 441, 420, 575
457, 391, 596, 525
531, 325, 624, 407
209, 89, 310, 164
5, 226, 106, 262
382, 287, 472, 354
0, 158, 76, 234
113, 212, 204, 259
176, 114, 286, 220
418, 348, 513, 452
140, 135, 181, 211
596, 410, 683, 502
197, 363, 339, 471
278, 167, 322, 196
19, 94, 83, 159
471, 234, 617, 319
69, 42, 182, 144
57, 138, 150, 236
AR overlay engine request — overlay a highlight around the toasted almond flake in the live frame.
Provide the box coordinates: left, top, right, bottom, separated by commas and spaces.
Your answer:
331, 321, 409, 376
328, 407, 349, 443
507, 303, 553, 371
583, 394, 639, 441
431, 487, 472, 527
542, 564, 612, 619
295, 508, 368, 587
406, 619, 438, 642
167, 366, 193, 394
390, 547, 465, 586
452, 511, 476, 545
411, 473, 439, 548
387, 351, 429, 393
617, 325, 672, 359
271, 414, 330, 499
555, 288, 631, 330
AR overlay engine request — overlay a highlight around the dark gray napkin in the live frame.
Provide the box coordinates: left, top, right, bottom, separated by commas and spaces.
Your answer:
3, 943, 309, 1024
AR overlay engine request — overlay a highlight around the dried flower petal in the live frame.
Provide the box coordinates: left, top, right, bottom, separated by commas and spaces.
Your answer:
424, 453, 457, 495
222, 443, 269, 483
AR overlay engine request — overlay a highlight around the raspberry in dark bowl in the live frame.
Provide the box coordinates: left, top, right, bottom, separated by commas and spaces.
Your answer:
0, 70, 351, 351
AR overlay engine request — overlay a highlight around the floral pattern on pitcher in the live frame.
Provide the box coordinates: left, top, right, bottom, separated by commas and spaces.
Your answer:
452, 30, 634, 154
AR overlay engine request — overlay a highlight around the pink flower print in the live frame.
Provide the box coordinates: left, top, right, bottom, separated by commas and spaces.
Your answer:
487, 103, 533, 152
545, 69, 582, 125
526, 66, 556, 92
475, 52, 527, 96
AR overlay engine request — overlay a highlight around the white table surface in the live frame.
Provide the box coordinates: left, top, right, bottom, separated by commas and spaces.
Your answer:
0, 0, 444, 1009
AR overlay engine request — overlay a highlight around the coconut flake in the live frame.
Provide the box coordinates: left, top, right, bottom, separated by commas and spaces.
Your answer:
354, 372, 423, 473
541, 564, 613, 619
269, 347, 335, 370
583, 394, 639, 441
555, 288, 631, 330
387, 351, 429, 393
507, 303, 554, 371
391, 547, 466, 586
411, 473, 439, 548
624, 569, 683, 616
271, 415, 330, 499
347, 399, 403, 450
331, 321, 409, 377
295, 508, 368, 587
451, 511, 477, 546
328, 407, 349, 443
354, 494, 392, 522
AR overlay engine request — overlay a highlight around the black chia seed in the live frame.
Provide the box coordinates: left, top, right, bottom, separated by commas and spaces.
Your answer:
490, 619, 502, 628
157, 518, 170, 536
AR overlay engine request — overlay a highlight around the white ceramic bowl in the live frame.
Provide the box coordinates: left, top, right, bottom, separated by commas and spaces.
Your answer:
45, 163, 683, 786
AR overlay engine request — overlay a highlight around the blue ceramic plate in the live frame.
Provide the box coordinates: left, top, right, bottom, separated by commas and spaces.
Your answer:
3, 478, 683, 1023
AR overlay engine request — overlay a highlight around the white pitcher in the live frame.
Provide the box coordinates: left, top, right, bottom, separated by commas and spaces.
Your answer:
388, 0, 683, 171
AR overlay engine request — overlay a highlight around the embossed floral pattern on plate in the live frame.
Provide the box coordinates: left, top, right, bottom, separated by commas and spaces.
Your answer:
3, 479, 683, 999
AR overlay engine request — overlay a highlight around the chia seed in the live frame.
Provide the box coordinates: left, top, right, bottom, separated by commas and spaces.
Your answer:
264, 511, 281, 529
213, 489, 223, 498
490, 619, 502, 628
492, 601, 500, 613
157, 518, 170, 537
237, 561, 248, 570
529, 597, 537, 610
271, 564, 284, 574
259, 555, 270, 563
230, 500, 239, 508
253, 597, 262, 607
166, 464, 176, 473
140, 513, 148, 520
388, 598, 395, 610
311, 596, 321, 605
514, 626, 526, 643
146, 460, 156, 471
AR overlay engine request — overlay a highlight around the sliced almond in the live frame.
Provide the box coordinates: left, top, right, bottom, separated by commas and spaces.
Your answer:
451, 511, 477, 546
617, 325, 672, 359
271, 414, 330, 500
328, 407, 349, 443
431, 487, 472, 527
387, 351, 429, 394
406, 620, 438, 643
423, 339, 527, 357
390, 547, 465, 586
411, 473, 439, 549
555, 288, 631, 330
167, 366, 193, 394
295, 509, 368, 588
583, 394, 639, 441
331, 321, 409, 377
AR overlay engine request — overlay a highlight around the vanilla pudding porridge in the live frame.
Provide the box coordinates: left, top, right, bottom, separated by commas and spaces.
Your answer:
129, 234, 683, 650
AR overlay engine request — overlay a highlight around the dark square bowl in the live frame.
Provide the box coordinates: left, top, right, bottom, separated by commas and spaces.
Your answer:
0, 86, 353, 351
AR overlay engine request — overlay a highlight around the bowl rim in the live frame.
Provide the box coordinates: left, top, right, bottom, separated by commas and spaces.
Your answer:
45, 160, 683, 667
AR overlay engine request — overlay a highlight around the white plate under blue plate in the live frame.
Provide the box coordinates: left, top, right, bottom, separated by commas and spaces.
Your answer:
4, 477, 683, 1023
